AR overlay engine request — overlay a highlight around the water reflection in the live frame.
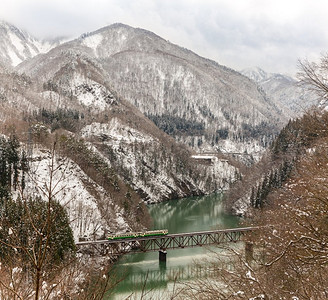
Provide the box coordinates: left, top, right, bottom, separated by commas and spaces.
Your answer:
149, 193, 239, 233
108, 193, 240, 299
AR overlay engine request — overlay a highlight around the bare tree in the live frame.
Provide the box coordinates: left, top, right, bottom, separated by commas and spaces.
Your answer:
0, 141, 121, 299
298, 55, 328, 102
179, 135, 328, 299
0, 142, 76, 299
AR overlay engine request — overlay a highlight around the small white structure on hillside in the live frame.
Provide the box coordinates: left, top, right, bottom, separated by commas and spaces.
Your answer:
191, 154, 228, 165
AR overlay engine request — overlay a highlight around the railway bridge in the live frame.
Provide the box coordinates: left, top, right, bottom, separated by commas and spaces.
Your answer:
76, 227, 256, 261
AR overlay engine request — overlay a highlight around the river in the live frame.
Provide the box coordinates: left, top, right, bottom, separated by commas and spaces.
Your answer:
107, 193, 240, 299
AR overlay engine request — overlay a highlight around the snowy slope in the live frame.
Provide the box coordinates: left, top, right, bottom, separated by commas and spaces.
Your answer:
19, 148, 130, 241
241, 67, 317, 116
80, 118, 238, 203
0, 66, 48, 121
241, 66, 270, 82
3, 37, 239, 206
0, 20, 60, 67
0, 21, 276, 236
17, 23, 288, 159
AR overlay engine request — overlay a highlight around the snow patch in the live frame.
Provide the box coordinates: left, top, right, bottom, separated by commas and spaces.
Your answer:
40, 91, 61, 107
22, 147, 129, 241
35, 39, 59, 54
81, 118, 154, 145
8, 32, 25, 54
231, 197, 251, 217
6, 48, 22, 66
75, 83, 115, 110
82, 33, 104, 54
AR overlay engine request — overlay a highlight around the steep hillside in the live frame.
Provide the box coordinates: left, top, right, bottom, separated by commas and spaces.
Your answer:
0, 21, 60, 68
242, 67, 317, 116
17, 23, 288, 159
0, 67, 46, 120
0, 45, 239, 240
226, 108, 328, 216
0, 21, 297, 239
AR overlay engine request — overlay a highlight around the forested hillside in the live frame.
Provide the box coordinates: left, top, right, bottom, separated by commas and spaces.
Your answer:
17, 23, 289, 160
0, 19, 318, 299
227, 55, 328, 216
0, 21, 247, 243
185, 54, 328, 299
242, 66, 317, 116
226, 108, 328, 215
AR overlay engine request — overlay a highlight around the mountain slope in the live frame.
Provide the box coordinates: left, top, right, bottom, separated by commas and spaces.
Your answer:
0, 43, 240, 240
242, 67, 317, 116
17, 23, 288, 159
0, 20, 60, 68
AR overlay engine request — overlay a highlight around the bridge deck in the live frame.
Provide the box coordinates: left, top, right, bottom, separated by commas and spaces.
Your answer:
76, 227, 257, 256
77, 226, 256, 245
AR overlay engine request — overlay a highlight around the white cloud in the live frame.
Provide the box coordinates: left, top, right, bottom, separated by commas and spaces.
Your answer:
1, 0, 328, 75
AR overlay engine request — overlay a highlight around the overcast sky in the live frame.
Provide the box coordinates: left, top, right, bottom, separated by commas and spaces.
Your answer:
1, 0, 328, 75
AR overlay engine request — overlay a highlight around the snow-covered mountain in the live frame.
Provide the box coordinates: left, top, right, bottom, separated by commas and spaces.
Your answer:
17, 23, 288, 159
241, 67, 317, 116
241, 66, 271, 82
0, 21, 302, 239
0, 34, 239, 240
0, 21, 60, 68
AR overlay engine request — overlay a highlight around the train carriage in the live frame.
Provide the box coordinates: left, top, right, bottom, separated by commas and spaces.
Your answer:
108, 229, 168, 240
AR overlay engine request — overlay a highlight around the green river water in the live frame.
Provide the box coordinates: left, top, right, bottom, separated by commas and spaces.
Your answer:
107, 193, 240, 299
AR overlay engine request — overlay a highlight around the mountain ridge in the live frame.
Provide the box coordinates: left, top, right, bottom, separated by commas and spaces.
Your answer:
241, 66, 317, 115
0, 20, 63, 68
15, 22, 287, 157
0, 20, 305, 239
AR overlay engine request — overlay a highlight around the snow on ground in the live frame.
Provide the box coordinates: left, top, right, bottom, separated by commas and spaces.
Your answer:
81, 118, 155, 145
22, 147, 129, 241
74, 83, 115, 110
81, 119, 239, 203
6, 47, 22, 66
34, 39, 62, 54
26, 43, 39, 57
211, 159, 236, 187
69, 72, 86, 88
67, 72, 116, 111
191, 155, 218, 160
8, 31, 25, 53
6, 31, 27, 66
195, 158, 237, 192
81, 120, 187, 202
231, 197, 251, 217
219, 139, 264, 156
82, 33, 103, 55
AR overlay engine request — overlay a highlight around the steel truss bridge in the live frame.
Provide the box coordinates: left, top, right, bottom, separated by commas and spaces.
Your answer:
76, 227, 256, 258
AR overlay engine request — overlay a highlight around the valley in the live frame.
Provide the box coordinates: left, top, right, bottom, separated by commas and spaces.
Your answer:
0, 20, 298, 240
0, 18, 324, 299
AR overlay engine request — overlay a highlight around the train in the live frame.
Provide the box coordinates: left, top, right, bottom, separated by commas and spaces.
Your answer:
108, 229, 168, 240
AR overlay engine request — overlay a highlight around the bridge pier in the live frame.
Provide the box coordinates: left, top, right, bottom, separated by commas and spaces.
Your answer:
159, 249, 167, 262
245, 242, 254, 262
